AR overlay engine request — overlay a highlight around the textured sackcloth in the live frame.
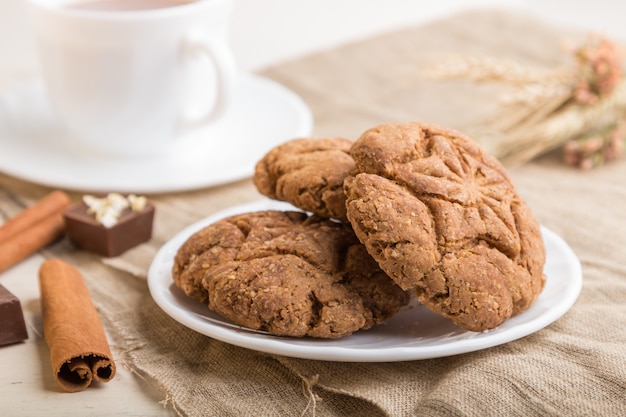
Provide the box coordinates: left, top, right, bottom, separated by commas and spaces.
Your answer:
1, 8, 625, 417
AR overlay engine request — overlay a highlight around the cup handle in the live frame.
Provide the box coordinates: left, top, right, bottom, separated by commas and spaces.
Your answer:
181, 33, 238, 125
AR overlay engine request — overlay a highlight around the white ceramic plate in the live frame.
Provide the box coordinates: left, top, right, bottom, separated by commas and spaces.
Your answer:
0, 74, 312, 193
147, 200, 583, 362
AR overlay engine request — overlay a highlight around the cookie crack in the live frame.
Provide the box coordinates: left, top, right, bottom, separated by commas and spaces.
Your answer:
297, 179, 328, 211
308, 292, 323, 334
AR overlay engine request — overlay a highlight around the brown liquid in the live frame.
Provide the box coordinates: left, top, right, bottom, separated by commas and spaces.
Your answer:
65, 0, 196, 11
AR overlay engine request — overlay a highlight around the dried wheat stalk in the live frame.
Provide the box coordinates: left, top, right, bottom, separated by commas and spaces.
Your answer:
428, 36, 626, 168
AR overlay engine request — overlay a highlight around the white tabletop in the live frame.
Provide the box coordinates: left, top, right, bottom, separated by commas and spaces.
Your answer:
1, 1, 625, 416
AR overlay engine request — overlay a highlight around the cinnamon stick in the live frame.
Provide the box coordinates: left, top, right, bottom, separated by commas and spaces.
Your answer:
0, 190, 70, 244
0, 213, 65, 273
39, 259, 116, 392
0, 190, 70, 273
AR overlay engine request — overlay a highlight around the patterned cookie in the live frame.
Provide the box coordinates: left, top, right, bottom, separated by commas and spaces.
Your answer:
344, 122, 546, 332
253, 138, 354, 221
172, 210, 410, 338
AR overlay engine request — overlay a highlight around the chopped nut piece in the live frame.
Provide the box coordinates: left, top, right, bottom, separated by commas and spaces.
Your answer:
82, 193, 148, 228
64, 194, 155, 257
128, 194, 148, 212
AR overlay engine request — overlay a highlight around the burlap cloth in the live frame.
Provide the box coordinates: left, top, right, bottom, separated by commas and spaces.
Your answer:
1, 9, 625, 417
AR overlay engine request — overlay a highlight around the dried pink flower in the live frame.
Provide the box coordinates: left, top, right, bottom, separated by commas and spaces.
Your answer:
573, 36, 623, 105
563, 122, 626, 169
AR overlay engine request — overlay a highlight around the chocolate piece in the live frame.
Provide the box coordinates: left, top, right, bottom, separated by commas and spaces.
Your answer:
0, 284, 28, 346
63, 200, 154, 257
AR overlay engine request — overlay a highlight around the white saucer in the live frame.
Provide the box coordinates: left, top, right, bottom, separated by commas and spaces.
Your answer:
0, 74, 313, 193
148, 200, 583, 362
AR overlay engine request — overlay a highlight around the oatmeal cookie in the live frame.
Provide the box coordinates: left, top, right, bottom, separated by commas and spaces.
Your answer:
253, 138, 354, 221
172, 210, 410, 338
344, 122, 546, 332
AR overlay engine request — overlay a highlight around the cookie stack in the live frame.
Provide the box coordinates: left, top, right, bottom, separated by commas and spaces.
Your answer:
173, 122, 546, 338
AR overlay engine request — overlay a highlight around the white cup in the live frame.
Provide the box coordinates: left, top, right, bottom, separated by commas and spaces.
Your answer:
25, 0, 238, 156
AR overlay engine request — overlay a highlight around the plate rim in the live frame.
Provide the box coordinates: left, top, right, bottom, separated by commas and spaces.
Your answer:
147, 199, 583, 362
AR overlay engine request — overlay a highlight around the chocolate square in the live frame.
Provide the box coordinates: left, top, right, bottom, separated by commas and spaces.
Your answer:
0, 284, 28, 346
63, 201, 155, 257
